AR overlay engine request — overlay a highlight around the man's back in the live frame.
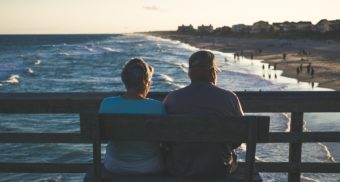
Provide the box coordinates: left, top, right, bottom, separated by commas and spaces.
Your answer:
163, 82, 243, 178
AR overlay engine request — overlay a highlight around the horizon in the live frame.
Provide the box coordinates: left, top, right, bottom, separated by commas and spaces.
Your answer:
1, 0, 340, 34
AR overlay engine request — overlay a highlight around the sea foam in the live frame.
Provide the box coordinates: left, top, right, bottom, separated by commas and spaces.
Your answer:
4, 75, 20, 84
34, 60, 41, 65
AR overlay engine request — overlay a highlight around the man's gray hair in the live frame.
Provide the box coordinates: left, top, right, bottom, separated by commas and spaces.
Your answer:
121, 58, 153, 90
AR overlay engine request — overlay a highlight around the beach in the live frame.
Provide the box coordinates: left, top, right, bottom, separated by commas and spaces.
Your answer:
144, 31, 340, 91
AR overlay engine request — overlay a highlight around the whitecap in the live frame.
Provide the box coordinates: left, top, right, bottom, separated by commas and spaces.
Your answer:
58, 52, 70, 56
34, 60, 41, 65
3, 75, 20, 84
101, 47, 121, 52
157, 74, 174, 82
86, 47, 94, 52
300, 175, 320, 182
26, 68, 34, 74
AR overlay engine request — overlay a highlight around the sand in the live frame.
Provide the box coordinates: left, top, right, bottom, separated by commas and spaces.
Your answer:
144, 31, 340, 91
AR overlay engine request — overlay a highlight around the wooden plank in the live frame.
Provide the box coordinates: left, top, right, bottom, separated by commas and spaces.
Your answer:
0, 133, 88, 143
288, 112, 304, 182
256, 162, 340, 173
99, 114, 270, 142
1, 162, 338, 174
1, 91, 340, 113
245, 119, 258, 182
85, 163, 263, 182
1, 131, 339, 144
80, 112, 98, 139
268, 132, 340, 143
0, 163, 90, 173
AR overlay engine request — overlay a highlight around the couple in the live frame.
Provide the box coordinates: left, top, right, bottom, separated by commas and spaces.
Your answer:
99, 50, 244, 179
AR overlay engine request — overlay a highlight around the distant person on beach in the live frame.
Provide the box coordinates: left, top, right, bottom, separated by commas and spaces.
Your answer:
163, 50, 244, 179
307, 63, 312, 74
283, 53, 287, 60
311, 67, 315, 78
99, 58, 164, 174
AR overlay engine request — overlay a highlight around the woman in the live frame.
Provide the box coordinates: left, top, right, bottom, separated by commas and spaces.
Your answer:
99, 58, 164, 174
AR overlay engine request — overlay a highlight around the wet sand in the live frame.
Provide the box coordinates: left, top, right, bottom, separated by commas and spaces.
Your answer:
144, 31, 340, 90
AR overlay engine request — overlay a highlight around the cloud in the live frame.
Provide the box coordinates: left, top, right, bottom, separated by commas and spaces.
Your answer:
143, 5, 160, 11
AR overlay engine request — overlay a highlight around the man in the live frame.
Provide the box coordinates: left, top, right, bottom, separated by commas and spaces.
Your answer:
163, 50, 244, 179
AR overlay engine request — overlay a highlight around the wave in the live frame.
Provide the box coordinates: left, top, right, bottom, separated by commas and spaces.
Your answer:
154, 73, 174, 82
317, 142, 336, 162
58, 52, 70, 56
101, 47, 121, 53
285, 116, 337, 164
302, 121, 336, 163
3, 75, 20, 84
300, 175, 320, 182
34, 60, 41, 65
83, 46, 94, 52
26, 68, 34, 75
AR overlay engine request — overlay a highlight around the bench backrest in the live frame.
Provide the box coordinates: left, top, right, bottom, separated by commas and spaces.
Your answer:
97, 114, 270, 142
92, 114, 270, 182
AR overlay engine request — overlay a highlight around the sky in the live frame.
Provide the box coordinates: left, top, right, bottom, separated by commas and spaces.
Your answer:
0, 0, 339, 34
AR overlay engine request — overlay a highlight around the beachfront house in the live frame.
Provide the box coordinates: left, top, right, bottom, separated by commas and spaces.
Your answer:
329, 20, 340, 31
313, 19, 331, 33
295, 21, 313, 31
272, 23, 283, 32
177, 24, 195, 33
271, 22, 296, 32
197, 24, 214, 34
232, 24, 251, 33
250, 21, 272, 33
214, 26, 231, 35
281, 21, 297, 31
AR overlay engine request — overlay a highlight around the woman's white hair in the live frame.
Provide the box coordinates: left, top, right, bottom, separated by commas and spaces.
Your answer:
121, 58, 153, 91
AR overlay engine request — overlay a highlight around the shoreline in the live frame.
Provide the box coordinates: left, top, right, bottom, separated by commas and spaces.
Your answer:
143, 31, 340, 91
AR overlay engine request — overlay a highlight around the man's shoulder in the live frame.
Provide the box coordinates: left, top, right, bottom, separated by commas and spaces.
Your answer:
216, 86, 237, 95
165, 85, 192, 98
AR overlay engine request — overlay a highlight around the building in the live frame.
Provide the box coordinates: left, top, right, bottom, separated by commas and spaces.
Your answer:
272, 23, 283, 32
232, 24, 251, 33
250, 21, 272, 33
313, 19, 331, 33
177, 24, 195, 33
329, 20, 340, 31
295, 21, 313, 31
214, 26, 231, 35
197, 24, 214, 34
272, 22, 293, 32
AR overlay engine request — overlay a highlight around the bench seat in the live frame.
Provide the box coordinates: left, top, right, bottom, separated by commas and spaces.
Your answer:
84, 163, 262, 182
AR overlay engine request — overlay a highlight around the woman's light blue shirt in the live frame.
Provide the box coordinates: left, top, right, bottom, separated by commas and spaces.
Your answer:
99, 96, 165, 174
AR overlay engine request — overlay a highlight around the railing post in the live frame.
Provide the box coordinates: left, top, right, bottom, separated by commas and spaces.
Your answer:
288, 112, 303, 182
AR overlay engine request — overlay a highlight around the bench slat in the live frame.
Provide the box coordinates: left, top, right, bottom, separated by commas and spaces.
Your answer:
98, 115, 270, 142
0, 163, 89, 173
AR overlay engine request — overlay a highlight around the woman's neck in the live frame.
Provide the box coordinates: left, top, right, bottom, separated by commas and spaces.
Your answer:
123, 89, 146, 99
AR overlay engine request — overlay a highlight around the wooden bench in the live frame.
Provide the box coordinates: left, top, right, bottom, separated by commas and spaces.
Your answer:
84, 114, 270, 182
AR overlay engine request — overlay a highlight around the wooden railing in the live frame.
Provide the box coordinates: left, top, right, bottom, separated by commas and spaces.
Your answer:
0, 91, 340, 182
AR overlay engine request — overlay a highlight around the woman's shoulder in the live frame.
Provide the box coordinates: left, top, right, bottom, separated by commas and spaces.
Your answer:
101, 96, 121, 104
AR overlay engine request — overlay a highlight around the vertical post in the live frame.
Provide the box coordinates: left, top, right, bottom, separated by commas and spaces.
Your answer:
288, 112, 303, 182
245, 119, 257, 182
93, 114, 101, 182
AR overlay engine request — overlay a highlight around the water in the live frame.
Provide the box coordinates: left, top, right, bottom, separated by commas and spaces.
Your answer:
0, 34, 339, 182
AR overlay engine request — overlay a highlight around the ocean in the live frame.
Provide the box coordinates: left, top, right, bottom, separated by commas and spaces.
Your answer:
0, 34, 339, 182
